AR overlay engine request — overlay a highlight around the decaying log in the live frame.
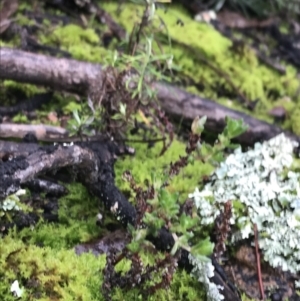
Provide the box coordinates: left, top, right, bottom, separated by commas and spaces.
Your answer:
24, 178, 68, 197
0, 139, 137, 226
0, 143, 99, 197
0, 140, 40, 159
1, 47, 298, 146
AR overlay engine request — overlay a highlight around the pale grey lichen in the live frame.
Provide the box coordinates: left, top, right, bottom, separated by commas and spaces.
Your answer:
0, 189, 26, 217
189, 133, 300, 273
189, 254, 224, 301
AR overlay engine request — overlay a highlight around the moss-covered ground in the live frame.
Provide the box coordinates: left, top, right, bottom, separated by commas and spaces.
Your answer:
1, 0, 299, 300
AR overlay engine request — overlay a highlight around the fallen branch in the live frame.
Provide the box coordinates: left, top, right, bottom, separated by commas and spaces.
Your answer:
0, 47, 102, 95
0, 123, 68, 140
1, 47, 298, 145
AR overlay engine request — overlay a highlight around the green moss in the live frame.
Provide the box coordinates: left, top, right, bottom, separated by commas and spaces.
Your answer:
19, 183, 102, 249
0, 133, 210, 300
291, 107, 300, 135
39, 24, 112, 63
3, 81, 43, 98
18, 2, 36, 11
110, 268, 203, 301
61, 101, 82, 114
106, 247, 203, 300
0, 234, 105, 301
42, 18, 51, 27
279, 23, 289, 34
0, 40, 14, 47
1, 177, 206, 301
12, 113, 29, 123
115, 135, 213, 202
16, 14, 36, 27
102, 2, 300, 134
0, 81, 46, 107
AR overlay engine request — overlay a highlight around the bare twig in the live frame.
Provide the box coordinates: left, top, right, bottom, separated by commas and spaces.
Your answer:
0, 123, 68, 140
254, 223, 265, 300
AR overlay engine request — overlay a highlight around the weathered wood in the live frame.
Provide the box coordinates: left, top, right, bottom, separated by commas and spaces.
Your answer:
0, 123, 68, 140
0, 47, 102, 95
153, 82, 298, 145
0, 139, 137, 225
1, 47, 298, 145
0, 141, 41, 159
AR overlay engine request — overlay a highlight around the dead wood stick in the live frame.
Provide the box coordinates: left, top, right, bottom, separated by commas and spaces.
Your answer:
1, 47, 298, 145
153, 82, 299, 145
0, 47, 102, 95
0, 123, 68, 140
0, 144, 99, 197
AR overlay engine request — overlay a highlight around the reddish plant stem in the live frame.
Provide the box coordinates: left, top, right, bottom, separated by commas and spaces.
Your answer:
254, 223, 265, 300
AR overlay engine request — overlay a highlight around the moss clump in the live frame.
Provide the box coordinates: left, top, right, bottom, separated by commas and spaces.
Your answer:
3, 81, 44, 98
0, 234, 105, 301
109, 269, 203, 301
291, 107, 300, 135
115, 135, 213, 202
18, 183, 103, 250
12, 113, 29, 123
39, 24, 112, 63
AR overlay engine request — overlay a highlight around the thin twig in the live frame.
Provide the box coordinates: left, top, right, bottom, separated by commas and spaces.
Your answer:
254, 223, 265, 300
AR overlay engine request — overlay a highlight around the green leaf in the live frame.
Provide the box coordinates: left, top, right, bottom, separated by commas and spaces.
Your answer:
147, 196, 159, 207
171, 214, 198, 233
223, 117, 248, 139
171, 233, 194, 255
158, 189, 180, 216
191, 116, 207, 135
127, 241, 141, 253
83, 116, 95, 126
143, 212, 165, 231
111, 113, 123, 120
120, 103, 127, 116
72, 109, 81, 125
200, 143, 213, 157
187, 155, 194, 165
191, 237, 214, 256
87, 96, 95, 114
210, 151, 224, 164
